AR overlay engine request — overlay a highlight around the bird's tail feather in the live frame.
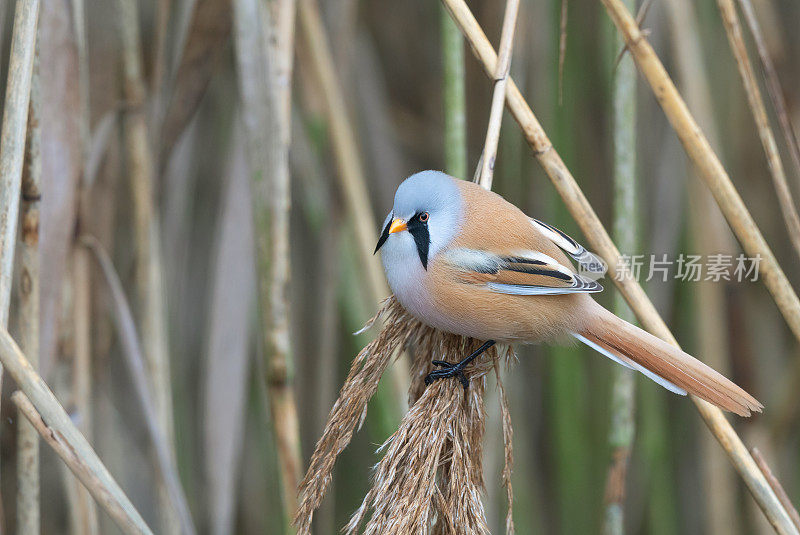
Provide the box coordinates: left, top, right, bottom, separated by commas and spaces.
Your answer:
574, 305, 763, 417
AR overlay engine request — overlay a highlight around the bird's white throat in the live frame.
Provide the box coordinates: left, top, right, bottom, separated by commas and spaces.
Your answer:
381, 231, 432, 317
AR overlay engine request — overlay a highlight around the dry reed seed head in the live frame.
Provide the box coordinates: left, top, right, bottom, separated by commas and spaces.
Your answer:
295, 297, 517, 534
294, 298, 419, 533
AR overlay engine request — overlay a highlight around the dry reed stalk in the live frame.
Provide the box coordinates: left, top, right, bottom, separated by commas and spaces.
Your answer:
0, 3, 39, 526
270, 0, 297, 134
439, 1, 798, 532
346, 337, 507, 535
751, 448, 800, 532
62, 3, 101, 530
0, 324, 152, 534
232, 0, 302, 526
599, 0, 800, 349
730, 0, 800, 424
117, 1, 181, 533
737, 0, 800, 194
295, 298, 514, 534
476, 0, 520, 190
266, 3, 301, 514
16, 44, 40, 535
10, 391, 152, 535
603, 0, 637, 529
68, 245, 101, 535
82, 235, 196, 535
0, 0, 38, 385
149, 0, 170, 142
717, 0, 800, 260
472, 4, 520, 529
68, 0, 100, 530
298, 0, 411, 408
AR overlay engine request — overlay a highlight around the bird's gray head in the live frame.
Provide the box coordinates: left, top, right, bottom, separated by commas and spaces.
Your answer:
374, 170, 463, 270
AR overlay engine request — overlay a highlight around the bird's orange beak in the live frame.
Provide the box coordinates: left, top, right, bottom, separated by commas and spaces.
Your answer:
388, 218, 407, 234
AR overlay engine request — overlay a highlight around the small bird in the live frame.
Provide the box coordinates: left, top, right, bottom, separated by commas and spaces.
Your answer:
374, 170, 762, 416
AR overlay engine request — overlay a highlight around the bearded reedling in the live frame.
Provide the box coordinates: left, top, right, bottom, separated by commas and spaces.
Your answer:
375, 171, 761, 416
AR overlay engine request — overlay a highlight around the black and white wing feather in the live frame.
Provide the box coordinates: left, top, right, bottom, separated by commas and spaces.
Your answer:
530, 218, 606, 275
444, 249, 603, 296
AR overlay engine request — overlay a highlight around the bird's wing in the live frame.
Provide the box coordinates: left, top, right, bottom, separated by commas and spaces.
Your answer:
443, 248, 603, 295
529, 218, 606, 275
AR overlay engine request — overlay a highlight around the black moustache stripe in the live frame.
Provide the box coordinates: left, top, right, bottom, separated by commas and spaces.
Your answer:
374, 218, 391, 253
407, 218, 430, 269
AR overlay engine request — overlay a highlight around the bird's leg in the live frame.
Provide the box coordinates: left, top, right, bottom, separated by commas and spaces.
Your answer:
424, 340, 496, 389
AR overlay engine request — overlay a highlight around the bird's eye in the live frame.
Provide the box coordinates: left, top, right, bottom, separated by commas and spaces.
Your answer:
418, 212, 429, 223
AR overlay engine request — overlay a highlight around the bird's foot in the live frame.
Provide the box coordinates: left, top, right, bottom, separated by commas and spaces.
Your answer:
425, 360, 470, 389
423, 340, 496, 390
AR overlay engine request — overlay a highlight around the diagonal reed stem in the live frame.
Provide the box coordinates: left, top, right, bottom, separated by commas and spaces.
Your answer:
116, 1, 181, 532
599, 0, 800, 348
12, 391, 151, 535
737, 0, 800, 196
440, 1, 798, 532
716, 0, 800, 261
0, 328, 153, 535
751, 448, 800, 532
476, 0, 520, 190
82, 236, 196, 535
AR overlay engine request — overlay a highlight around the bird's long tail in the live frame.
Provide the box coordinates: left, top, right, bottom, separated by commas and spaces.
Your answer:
573, 303, 763, 417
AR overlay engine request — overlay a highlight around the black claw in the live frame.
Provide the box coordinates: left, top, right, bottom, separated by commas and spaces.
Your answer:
458, 372, 469, 390
423, 340, 496, 391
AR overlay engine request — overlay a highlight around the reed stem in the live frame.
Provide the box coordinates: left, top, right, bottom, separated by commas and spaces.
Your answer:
599, 0, 800, 350
603, 0, 637, 529
716, 0, 800, 261
0, 0, 39, 419
441, 4, 467, 179
16, 42, 40, 535
476, 0, 520, 190
232, 0, 303, 527
11, 391, 152, 535
117, 1, 181, 532
83, 236, 196, 534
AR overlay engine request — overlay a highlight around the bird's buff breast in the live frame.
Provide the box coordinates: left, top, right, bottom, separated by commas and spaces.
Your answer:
382, 257, 456, 335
